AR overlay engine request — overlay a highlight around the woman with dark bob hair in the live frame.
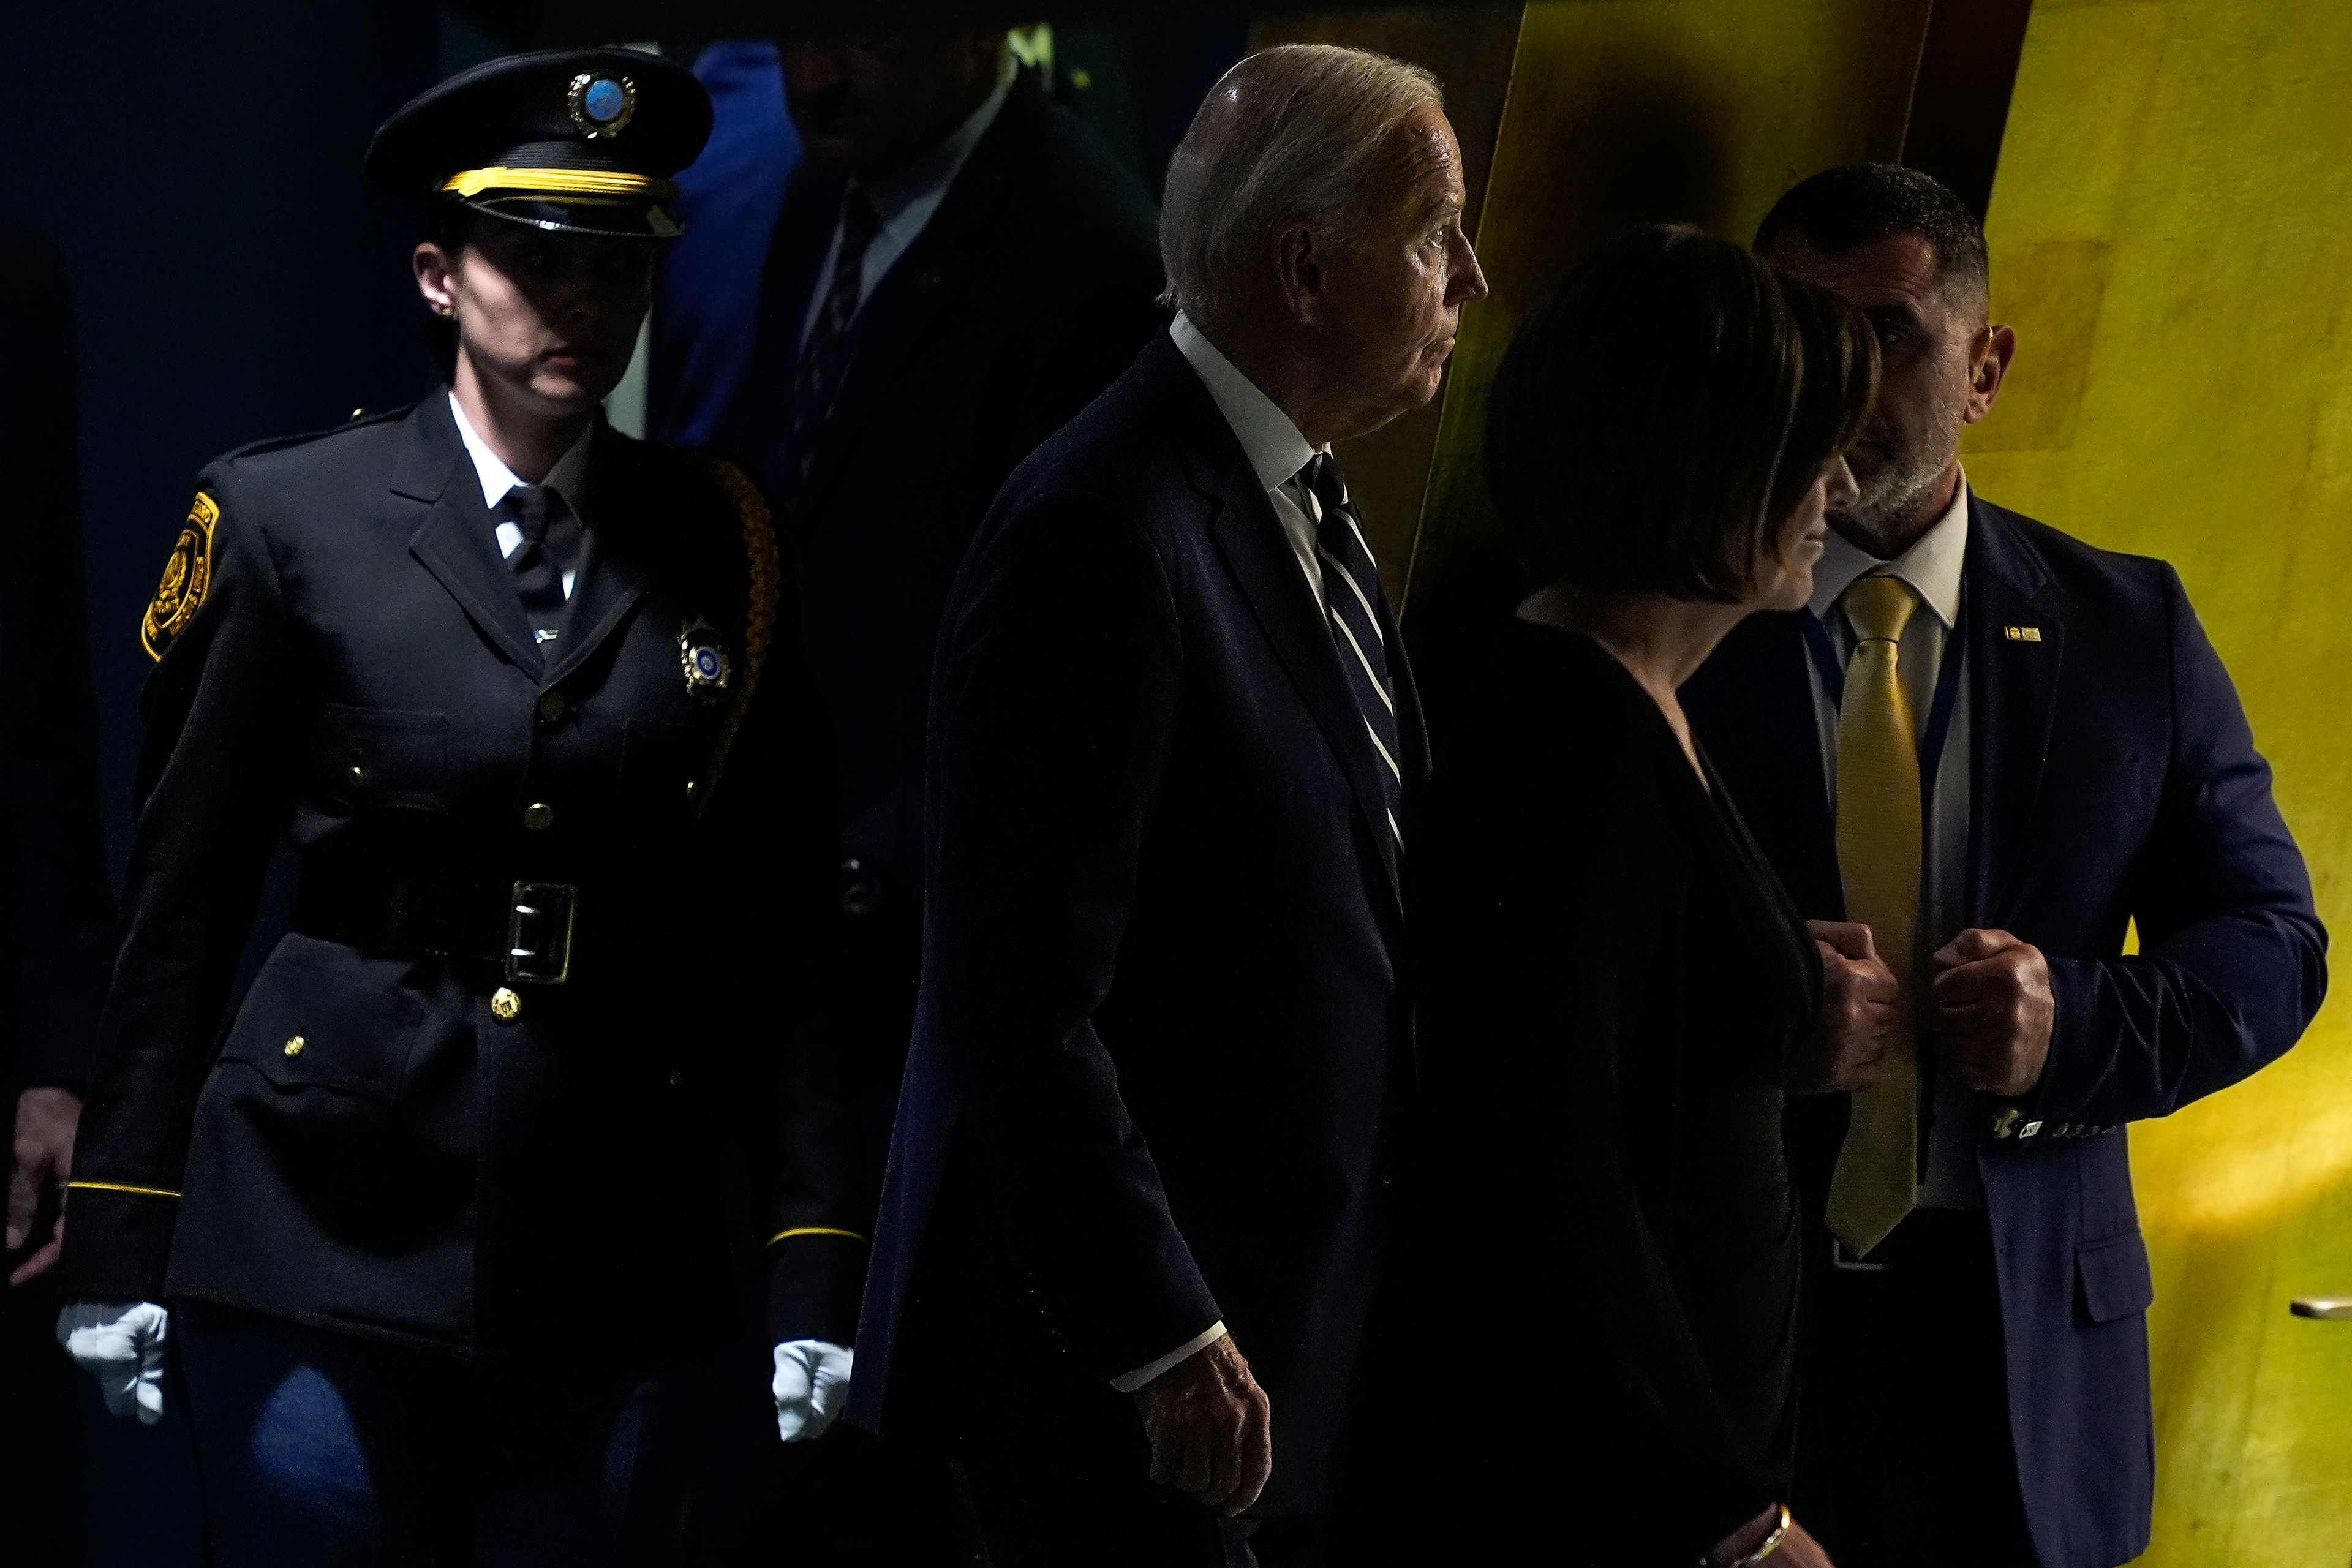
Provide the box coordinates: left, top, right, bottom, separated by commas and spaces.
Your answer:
1422, 224, 1880, 1566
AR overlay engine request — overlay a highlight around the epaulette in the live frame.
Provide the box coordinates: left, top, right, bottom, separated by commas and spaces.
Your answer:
219, 401, 419, 463
695, 457, 781, 812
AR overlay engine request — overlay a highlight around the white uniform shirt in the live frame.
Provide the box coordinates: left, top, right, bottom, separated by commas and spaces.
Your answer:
448, 390, 592, 607
1804, 477, 1981, 1209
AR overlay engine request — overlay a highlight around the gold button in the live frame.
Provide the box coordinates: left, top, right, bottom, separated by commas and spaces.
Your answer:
668, 1069, 685, 1089
523, 802, 556, 831
684, 780, 698, 799
491, 987, 522, 1022
282, 1035, 306, 1058
538, 691, 567, 722
349, 765, 367, 783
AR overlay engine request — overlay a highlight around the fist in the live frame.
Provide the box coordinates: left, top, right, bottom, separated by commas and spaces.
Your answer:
1794, 921, 1899, 1094
1929, 928, 2054, 1096
1134, 1332, 1273, 1517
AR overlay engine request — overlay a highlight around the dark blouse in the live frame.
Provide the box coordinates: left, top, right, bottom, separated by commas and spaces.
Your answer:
1422, 620, 1822, 1565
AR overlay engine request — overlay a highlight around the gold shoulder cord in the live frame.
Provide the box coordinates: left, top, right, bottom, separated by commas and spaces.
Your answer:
698, 458, 780, 812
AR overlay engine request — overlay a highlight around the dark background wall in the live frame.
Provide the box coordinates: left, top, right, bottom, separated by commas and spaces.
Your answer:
21, 3, 502, 869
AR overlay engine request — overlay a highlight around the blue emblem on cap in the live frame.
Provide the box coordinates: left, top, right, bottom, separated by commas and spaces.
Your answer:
567, 72, 638, 139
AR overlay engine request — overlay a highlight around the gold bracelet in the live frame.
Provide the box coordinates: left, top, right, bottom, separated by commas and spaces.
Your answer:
1704, 1505, 1793, 1568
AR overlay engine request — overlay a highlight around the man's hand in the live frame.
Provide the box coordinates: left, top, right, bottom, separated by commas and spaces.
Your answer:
58, 1302, 170, 1424
1929, 928, 2054, 1096
1133, 1331, 1272, 1517
771, 1338, 854, 1442
1792, 921, 1899, 1094
9, 1087, 80, 1286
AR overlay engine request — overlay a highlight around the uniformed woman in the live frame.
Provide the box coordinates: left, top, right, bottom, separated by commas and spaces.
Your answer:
51, 49, 869, 1566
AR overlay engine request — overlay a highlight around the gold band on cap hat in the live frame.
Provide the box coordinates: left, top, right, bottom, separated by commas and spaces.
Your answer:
439, 165, 679, 202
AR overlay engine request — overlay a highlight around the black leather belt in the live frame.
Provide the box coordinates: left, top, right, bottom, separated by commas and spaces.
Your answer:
293, 871, 582, 986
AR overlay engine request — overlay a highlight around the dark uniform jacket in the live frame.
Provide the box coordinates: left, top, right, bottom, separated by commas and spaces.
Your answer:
58, 393, 864, 1356
1684, 497, 2327, 1568
0, 227, 113, 1101
851, 335, 1427, 1519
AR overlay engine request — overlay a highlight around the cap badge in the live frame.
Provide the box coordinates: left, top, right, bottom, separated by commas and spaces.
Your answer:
568, 73, 636, 139
679, 617, 730, 699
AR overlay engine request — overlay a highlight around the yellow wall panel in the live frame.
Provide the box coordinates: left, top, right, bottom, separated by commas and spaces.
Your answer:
1404, 0, 1932, 614
1966, 0, 2352, 1558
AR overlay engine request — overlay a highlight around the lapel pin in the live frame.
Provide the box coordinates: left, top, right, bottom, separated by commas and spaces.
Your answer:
2003, 625, 2043, 643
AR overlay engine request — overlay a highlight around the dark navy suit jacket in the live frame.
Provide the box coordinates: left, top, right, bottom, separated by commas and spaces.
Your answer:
1684, 495, 2326, 1568
850, 335, 1426, 1518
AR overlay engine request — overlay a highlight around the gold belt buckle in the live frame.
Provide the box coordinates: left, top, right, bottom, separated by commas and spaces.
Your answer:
506, 881, 578, 985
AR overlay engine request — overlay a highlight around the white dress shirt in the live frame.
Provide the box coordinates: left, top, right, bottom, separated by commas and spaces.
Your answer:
448, 390, 591, 607
1804, 476, 1983, 1209
795, 51, 1020, 352
1167, 312, 1331, 609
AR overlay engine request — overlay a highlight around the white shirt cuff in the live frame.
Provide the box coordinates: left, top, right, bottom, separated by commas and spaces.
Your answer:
1110, 1321, 1228, 1393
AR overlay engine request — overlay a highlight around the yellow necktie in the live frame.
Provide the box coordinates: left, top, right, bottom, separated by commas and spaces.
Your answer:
1825, 574, 1923, 1257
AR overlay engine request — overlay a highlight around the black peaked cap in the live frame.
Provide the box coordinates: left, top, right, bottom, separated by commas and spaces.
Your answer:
366, 48, 712, 239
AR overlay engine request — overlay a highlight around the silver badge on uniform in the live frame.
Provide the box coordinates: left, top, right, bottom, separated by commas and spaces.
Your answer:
679, 617, 731, 699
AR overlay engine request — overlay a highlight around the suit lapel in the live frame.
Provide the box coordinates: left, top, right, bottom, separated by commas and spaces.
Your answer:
791, 79, 1054, 514
711, 164, 844, 470
1962, 498, 2065, 926
543, 428, 650, 689
1169, 364, 1402, 907
395, 396, 543, 676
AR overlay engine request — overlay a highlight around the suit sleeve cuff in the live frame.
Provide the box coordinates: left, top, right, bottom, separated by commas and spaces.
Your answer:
1109, 1320, 1227, 1393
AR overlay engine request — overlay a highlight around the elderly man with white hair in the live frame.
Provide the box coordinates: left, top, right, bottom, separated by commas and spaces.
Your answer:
843, 43, 1485, 1567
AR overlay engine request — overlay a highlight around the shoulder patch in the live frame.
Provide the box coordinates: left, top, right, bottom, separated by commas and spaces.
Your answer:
141, 492, 219, 661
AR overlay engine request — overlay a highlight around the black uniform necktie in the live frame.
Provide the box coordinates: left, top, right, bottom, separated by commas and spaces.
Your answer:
505, 484, 578, 644
783, 187, 882, 495
1300, 454, 1404, 851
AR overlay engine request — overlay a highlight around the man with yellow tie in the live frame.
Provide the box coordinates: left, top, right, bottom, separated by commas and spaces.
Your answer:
1686, 164, 2327, 1568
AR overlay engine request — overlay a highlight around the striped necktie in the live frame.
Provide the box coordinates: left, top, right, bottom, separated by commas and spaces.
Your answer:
782, 187, 881, 495
1824, 573, 1924, 1257
1299, 454, 1404, 853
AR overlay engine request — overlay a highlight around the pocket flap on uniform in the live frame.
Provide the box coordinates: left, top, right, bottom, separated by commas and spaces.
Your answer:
218, 938, 427, 1104
2077, 1234, 2155, 1324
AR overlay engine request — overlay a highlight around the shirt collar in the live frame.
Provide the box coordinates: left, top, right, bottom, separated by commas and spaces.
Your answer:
448, 389, 595, 516
854, 51, 1019, 228
1809, 471, 1971, 629
1168, 312, 1323, 496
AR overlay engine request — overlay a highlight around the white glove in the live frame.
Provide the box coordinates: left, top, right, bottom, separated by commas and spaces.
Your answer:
771, 1338, 853, 1442
57, 1301, 170, 1425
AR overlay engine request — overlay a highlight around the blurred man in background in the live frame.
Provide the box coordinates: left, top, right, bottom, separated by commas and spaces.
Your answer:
657, 23, 1165, 1562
